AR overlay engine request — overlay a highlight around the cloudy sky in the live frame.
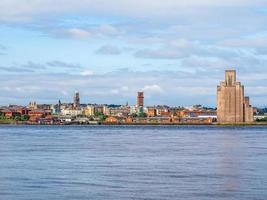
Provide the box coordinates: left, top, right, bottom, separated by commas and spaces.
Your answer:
0, 0, 267, 107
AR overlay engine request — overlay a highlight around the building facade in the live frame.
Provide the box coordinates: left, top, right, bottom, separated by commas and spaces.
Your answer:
84, 105, 95, 116
73, 91, 80, 108
217, 70, 253, 123
137, 92, 144, 107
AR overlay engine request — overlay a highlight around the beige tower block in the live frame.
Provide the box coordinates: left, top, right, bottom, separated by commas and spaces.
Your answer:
217, 70, 253, 123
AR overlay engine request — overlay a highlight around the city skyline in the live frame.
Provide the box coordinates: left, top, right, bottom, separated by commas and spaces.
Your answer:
0, 69, 264, 108
2, 70, 263, 125
0, 1, 267, 106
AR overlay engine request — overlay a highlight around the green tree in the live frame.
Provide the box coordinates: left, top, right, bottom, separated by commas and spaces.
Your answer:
138, 113, 147, 117
98, 115, 107, 121
95, 111, 103, 117
130, 113, 138, 118
21, 115, 30, 121
14, 116, 21, 121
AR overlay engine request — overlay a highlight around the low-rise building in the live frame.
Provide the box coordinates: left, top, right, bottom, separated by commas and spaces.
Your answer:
28, 110, 47, 118
2, 109, 20, 117
94, 105, 104, 114
146, 107, 157, 117
130, 106, 137, 114
83, 105, 95, 116
109, 106, 130, 117
156, 106, 170, 117
15, 107, 29, 115
105, 116, 119, 123
61, 108, 83, 117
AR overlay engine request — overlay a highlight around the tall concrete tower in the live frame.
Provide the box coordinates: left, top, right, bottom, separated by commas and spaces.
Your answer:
137, 92, 144, 107
73, 91, 80, 109
217, 70, 253, 123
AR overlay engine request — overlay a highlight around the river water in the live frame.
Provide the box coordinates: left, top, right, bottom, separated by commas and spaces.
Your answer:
0, 125, 266, 200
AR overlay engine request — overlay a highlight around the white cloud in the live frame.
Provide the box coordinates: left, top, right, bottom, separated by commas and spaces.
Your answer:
81, 70, 94, 76
219, 37, 267, 54
110, 89, 119, 94
134, 38, 239, 60
50, 24, 123, 39
121, 86, 129, 91
97, 24, 120, 36
64, 28, 90, 39
143, 84, 162, 93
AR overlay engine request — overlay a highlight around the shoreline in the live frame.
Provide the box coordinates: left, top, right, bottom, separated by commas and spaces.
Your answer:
1, 122, 267, 126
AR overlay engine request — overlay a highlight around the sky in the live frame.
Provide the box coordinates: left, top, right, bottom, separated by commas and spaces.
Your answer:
0, 0, 267, 107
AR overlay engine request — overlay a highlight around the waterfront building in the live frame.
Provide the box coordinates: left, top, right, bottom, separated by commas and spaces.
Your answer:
217, 70, 253, 123
51, 100, 62, 114
156, 106, 170, 117
130, 106, 137, 115
11, 106, 29, 115
103, 106, 109, 116
137, 92, 144, 107
105, 116, 119, 123
109, 106, 130, 117
37, 104, 52, 113
1, 109, 20, 117
61, 108, 83, 117
84, 105, 95, 116
28, 110, 48, 117
94, 105, 104, 114
146, 107, 157, 117
73, 91, 80, 108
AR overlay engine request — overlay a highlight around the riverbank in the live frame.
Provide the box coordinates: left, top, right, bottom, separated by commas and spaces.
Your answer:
1, 121, 267, 126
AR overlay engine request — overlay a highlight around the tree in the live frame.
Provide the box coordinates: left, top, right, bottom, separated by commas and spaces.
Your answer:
21, 115, 30, 121
14, 116, 21, 121
130, 113, 138, 118
256, 117, 267, 122
98, 115, 107, 122
0, 113, 4, 120
95, 111, 103, 117
138, 113, 147, 117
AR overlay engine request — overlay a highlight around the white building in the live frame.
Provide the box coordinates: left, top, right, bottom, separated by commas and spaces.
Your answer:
61, 108, 83, 117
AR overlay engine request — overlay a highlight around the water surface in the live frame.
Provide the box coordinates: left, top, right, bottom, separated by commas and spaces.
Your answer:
0, 125, 266, 200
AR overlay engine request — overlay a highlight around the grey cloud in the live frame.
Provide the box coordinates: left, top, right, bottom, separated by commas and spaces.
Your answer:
22, 61, 47, 70
0, 61, 83, 74
134, 39, 240, 60
134, 39, 195, 59
49, 24, 123, 40
219, 37, 267, 55
135, 48, 188, 59
180, 55, 267, 74
95, 45, 121, 55
46, 60, 81, 69
0, 66, 35, 73
60, 28, 91, 39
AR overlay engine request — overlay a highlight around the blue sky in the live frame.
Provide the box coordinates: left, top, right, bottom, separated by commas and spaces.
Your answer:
0, 0, 267, 107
